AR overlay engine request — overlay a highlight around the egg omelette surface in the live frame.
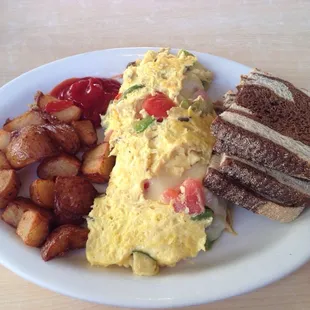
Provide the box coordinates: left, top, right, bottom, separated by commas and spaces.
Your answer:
86, 49, 217, 276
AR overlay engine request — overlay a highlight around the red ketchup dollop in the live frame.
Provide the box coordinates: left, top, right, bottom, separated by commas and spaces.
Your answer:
50, 77, 121, 127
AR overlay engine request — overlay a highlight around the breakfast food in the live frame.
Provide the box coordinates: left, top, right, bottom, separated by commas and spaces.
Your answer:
54, 176, 97, 219
81, 142, 115, 183
212, 155, 310, 207
71, 120, 98, 147
212, 69, 310, 180
1, 197, 53, 228
41, 225, 89, 261
86, 48, 231, 275
0, 170, 20, 208
37, 154, 81, 180
6, 125, 59, 169
3, 110, 46, 132
0, 48, 308, 276
16, 209, 50, 247
29, 179, 55, 209
43, 123, 81, 155
0, 151, 12, 169
0, 73, 118, 255
204, 167, 305, 223
0, 129, 11, 151
35, 92, 83, 123
204, 69, 310, 222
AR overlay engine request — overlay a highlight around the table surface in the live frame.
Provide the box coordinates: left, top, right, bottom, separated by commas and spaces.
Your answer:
1, 1, 309, 309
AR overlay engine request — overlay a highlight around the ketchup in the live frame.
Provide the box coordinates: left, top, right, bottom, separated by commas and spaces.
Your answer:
50, 77, 121, 127
45, 99, 73, 113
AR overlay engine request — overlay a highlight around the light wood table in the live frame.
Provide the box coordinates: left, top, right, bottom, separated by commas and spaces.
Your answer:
0, 1, 309, 309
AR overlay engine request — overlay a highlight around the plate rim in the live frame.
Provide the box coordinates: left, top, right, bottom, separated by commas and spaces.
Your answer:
0, 47, 309, 308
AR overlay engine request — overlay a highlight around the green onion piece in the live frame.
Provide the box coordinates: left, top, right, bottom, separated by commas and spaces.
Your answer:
132, 250, 156, 261
123, 84, 145, 98
178, 49, 194, 57
133, 116, 155, 133
205, 238, 214, 251
191, 100, 204, 112
191, 207, 214, 221
180, 99, 190, 109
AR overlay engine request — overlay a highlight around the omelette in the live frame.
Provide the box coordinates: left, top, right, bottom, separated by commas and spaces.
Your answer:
86, 49, 231, 276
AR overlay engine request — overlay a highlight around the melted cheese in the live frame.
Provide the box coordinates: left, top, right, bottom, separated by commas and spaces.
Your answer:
145, 163, 207, 201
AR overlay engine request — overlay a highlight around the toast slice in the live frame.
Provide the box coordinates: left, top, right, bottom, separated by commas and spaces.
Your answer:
210, 154, 310, 207
212, 68, 310, 180
204, 168, 304, 223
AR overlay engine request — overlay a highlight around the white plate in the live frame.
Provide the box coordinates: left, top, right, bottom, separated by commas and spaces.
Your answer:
0, 47, 309, 308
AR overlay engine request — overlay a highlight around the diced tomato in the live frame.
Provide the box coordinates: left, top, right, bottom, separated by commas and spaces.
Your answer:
142, 92, 175, 119
162, 178, 205, 215
162, 188, 180, 203
114, 93, 122, 100
45, 100, 74, 113
143, 180, 150, 190
182, 179, 206, 214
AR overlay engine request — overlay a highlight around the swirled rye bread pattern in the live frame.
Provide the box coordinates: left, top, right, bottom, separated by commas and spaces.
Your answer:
204, 69, 310, 222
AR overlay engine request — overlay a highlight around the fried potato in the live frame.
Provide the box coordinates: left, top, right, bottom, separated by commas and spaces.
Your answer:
52, 106, 82, 123
0, 170, 20, 209
72, 120, 97, 147
37, 154, 81, 180
35, 91, 54, 110
81, 142, 115, 183
1, 197, 53, 228
0, 129, 11, 151
3, 110, 46, 132
16, 210, 49, 247
55, 176, 97, 216
5, 126, 58, 169
0, 151, 11, 169
30, 179, 55, 209
54, 209, 85, 226
43, 123, 80, 154
41, 225, 89, 261
35, 92, 82, 123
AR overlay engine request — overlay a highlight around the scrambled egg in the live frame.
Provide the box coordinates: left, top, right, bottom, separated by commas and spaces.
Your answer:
87, 49, 216, 275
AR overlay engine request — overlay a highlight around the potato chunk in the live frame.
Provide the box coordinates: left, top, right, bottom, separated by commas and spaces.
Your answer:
5, 126, 58, 169
52, 106, 82, 123
41, 225, 89, 261
35, 92, 82, 123
35, 91, 55, 110
16, 210, 49, 247
0, 151, 11, 169
81, 143, 115, 183
37, 154, 81, 180
1, 197, 53, 227
72, 120, 97, 147
0, 129, 11, 151
43, 123, 80, 155
30, 179, 55, 209
54, 209, 85, 226
54, 176, 97, 216
0, 170, 20, 209
3, 110, 46, 132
